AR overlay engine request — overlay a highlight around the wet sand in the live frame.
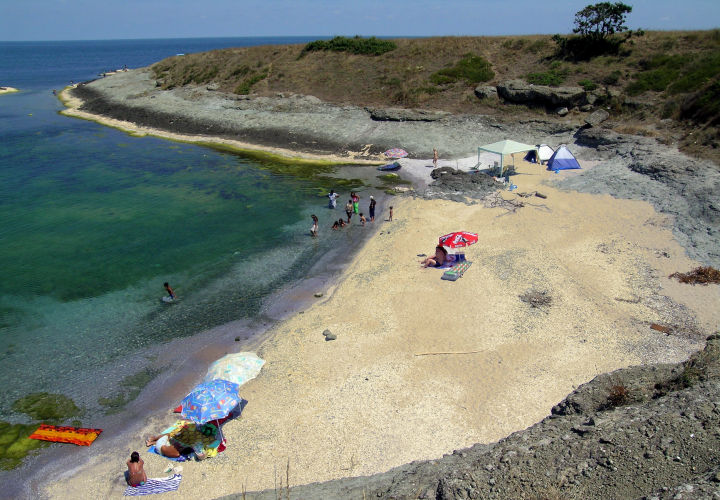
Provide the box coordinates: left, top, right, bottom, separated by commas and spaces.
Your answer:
43, 158, 720, 498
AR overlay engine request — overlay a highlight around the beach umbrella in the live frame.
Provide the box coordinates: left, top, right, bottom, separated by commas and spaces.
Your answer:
180, 379, 241, 424
203, 352, 265, 388
384, 148, 408, 158
439, 231, 478, 249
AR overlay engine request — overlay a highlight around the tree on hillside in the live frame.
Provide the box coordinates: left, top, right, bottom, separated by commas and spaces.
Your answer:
573, 2, 632, 41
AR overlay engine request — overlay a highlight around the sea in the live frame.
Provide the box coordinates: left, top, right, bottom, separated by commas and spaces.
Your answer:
0, 37, 379, 449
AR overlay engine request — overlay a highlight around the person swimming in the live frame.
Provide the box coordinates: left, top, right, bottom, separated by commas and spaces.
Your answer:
164, 282, 175, 300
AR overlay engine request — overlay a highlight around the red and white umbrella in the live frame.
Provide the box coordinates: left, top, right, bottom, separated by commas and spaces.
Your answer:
439, 231, 478, 249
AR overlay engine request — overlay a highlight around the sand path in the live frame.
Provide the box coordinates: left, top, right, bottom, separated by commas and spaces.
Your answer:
45, 159, 720, 498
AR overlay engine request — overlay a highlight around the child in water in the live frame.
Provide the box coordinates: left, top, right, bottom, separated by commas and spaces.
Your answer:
339, 219, 347, 227
359, 213, 366, 226
163, 282, 175, 300
332, 220, 340, 230
126, 451, 147, 487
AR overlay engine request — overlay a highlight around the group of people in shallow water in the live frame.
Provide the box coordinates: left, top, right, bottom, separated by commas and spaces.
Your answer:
313, 190, 390, 237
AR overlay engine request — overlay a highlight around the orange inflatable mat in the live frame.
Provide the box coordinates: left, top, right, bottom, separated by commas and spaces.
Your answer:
29, 424, 102, 446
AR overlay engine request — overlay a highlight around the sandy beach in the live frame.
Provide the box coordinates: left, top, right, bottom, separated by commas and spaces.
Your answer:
43, 154, 720, 498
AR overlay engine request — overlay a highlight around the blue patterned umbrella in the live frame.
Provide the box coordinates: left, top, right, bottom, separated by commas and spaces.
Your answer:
383, 148, 408, 158
180, 379, 241, 424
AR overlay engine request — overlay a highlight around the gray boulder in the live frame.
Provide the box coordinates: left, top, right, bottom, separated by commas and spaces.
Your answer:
584, 109, 610, 127
497, 80, 587, 108
474, 85, 498, 100
556, 107, 569, 116
366, 107, 450, 122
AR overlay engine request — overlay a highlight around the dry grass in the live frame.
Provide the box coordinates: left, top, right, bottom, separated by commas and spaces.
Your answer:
151, 30, 720, 161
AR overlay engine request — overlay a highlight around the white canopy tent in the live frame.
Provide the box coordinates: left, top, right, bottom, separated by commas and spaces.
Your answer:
477, 140, 538, 177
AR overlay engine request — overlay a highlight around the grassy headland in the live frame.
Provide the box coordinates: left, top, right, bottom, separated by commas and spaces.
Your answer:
151, 31, 720, 161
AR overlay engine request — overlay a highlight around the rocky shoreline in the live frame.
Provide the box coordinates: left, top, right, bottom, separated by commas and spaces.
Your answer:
62, 69, 720, 499
66, 69, 720, 269
223, 335, 720, 500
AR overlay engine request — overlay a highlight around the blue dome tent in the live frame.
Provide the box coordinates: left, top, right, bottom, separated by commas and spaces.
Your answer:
546, 145, 581, 171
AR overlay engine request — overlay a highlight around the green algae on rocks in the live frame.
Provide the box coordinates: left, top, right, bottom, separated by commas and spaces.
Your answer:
0, 421, 50, 470
12, 392, 82, 422
98, 367, 159, 414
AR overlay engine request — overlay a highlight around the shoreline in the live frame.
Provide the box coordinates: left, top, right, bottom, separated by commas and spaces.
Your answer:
41, 161, 720, 499
37, 73, 720, 498
16, 193, 389, 499
58, 86, 384, 166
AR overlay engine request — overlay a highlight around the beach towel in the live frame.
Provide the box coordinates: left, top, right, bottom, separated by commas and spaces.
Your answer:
28, 424, 102, 446
123, 474, 182, 496
147, 445, 187, 462
437, 253, 466, 269
441, 261, 473, 281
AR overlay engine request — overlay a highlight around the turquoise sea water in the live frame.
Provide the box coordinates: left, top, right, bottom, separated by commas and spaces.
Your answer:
0, 38, 367, 422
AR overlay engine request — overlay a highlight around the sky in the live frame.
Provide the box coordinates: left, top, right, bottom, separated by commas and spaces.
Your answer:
1, 0, 718, 41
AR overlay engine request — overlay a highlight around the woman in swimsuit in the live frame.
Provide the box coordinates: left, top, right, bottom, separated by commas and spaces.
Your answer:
126, 451, 147, 487
420, 245, 448, 268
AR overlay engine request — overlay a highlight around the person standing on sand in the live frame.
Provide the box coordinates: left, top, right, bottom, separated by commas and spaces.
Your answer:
389, 206, 393, 221
369, 196, 376, 222
345, 199, 353, 223
433, 148, 439, 168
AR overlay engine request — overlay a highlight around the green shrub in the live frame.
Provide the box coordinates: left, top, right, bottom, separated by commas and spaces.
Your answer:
579, 79, 598, 91
679, 79, 720, 124
301, 36, 397, 56
527, 40, 549, 54
230, 65, 251, 77
234, 72, 268, 94
668, 52, 720, 94
626, 54, 685, 95
429, 53, 494, 86
602, 70, 622, 85
526, 69, 568, 86
625, 52, 720, 96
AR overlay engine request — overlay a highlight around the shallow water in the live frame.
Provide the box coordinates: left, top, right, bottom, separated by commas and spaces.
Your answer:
0, 37, 379, 425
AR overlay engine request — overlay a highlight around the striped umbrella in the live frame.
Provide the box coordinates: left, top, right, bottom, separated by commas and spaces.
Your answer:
383, 148, 408, 158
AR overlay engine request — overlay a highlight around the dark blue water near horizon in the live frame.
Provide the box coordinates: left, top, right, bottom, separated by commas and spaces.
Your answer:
0, 37, 323, 90
0, 36, 368, 435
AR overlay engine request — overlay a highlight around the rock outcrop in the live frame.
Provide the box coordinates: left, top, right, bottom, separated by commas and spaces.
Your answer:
496, 79, 588, 109
366, 107, 451, 122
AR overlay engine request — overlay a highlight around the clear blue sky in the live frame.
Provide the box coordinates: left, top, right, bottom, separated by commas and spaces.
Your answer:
1, 0, 718, 41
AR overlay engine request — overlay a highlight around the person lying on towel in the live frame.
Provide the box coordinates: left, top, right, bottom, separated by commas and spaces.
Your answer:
147, 422, 220, 460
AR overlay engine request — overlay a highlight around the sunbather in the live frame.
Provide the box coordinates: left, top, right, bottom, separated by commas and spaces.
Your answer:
420, 245, 448, 268
146, 433, 182, 458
